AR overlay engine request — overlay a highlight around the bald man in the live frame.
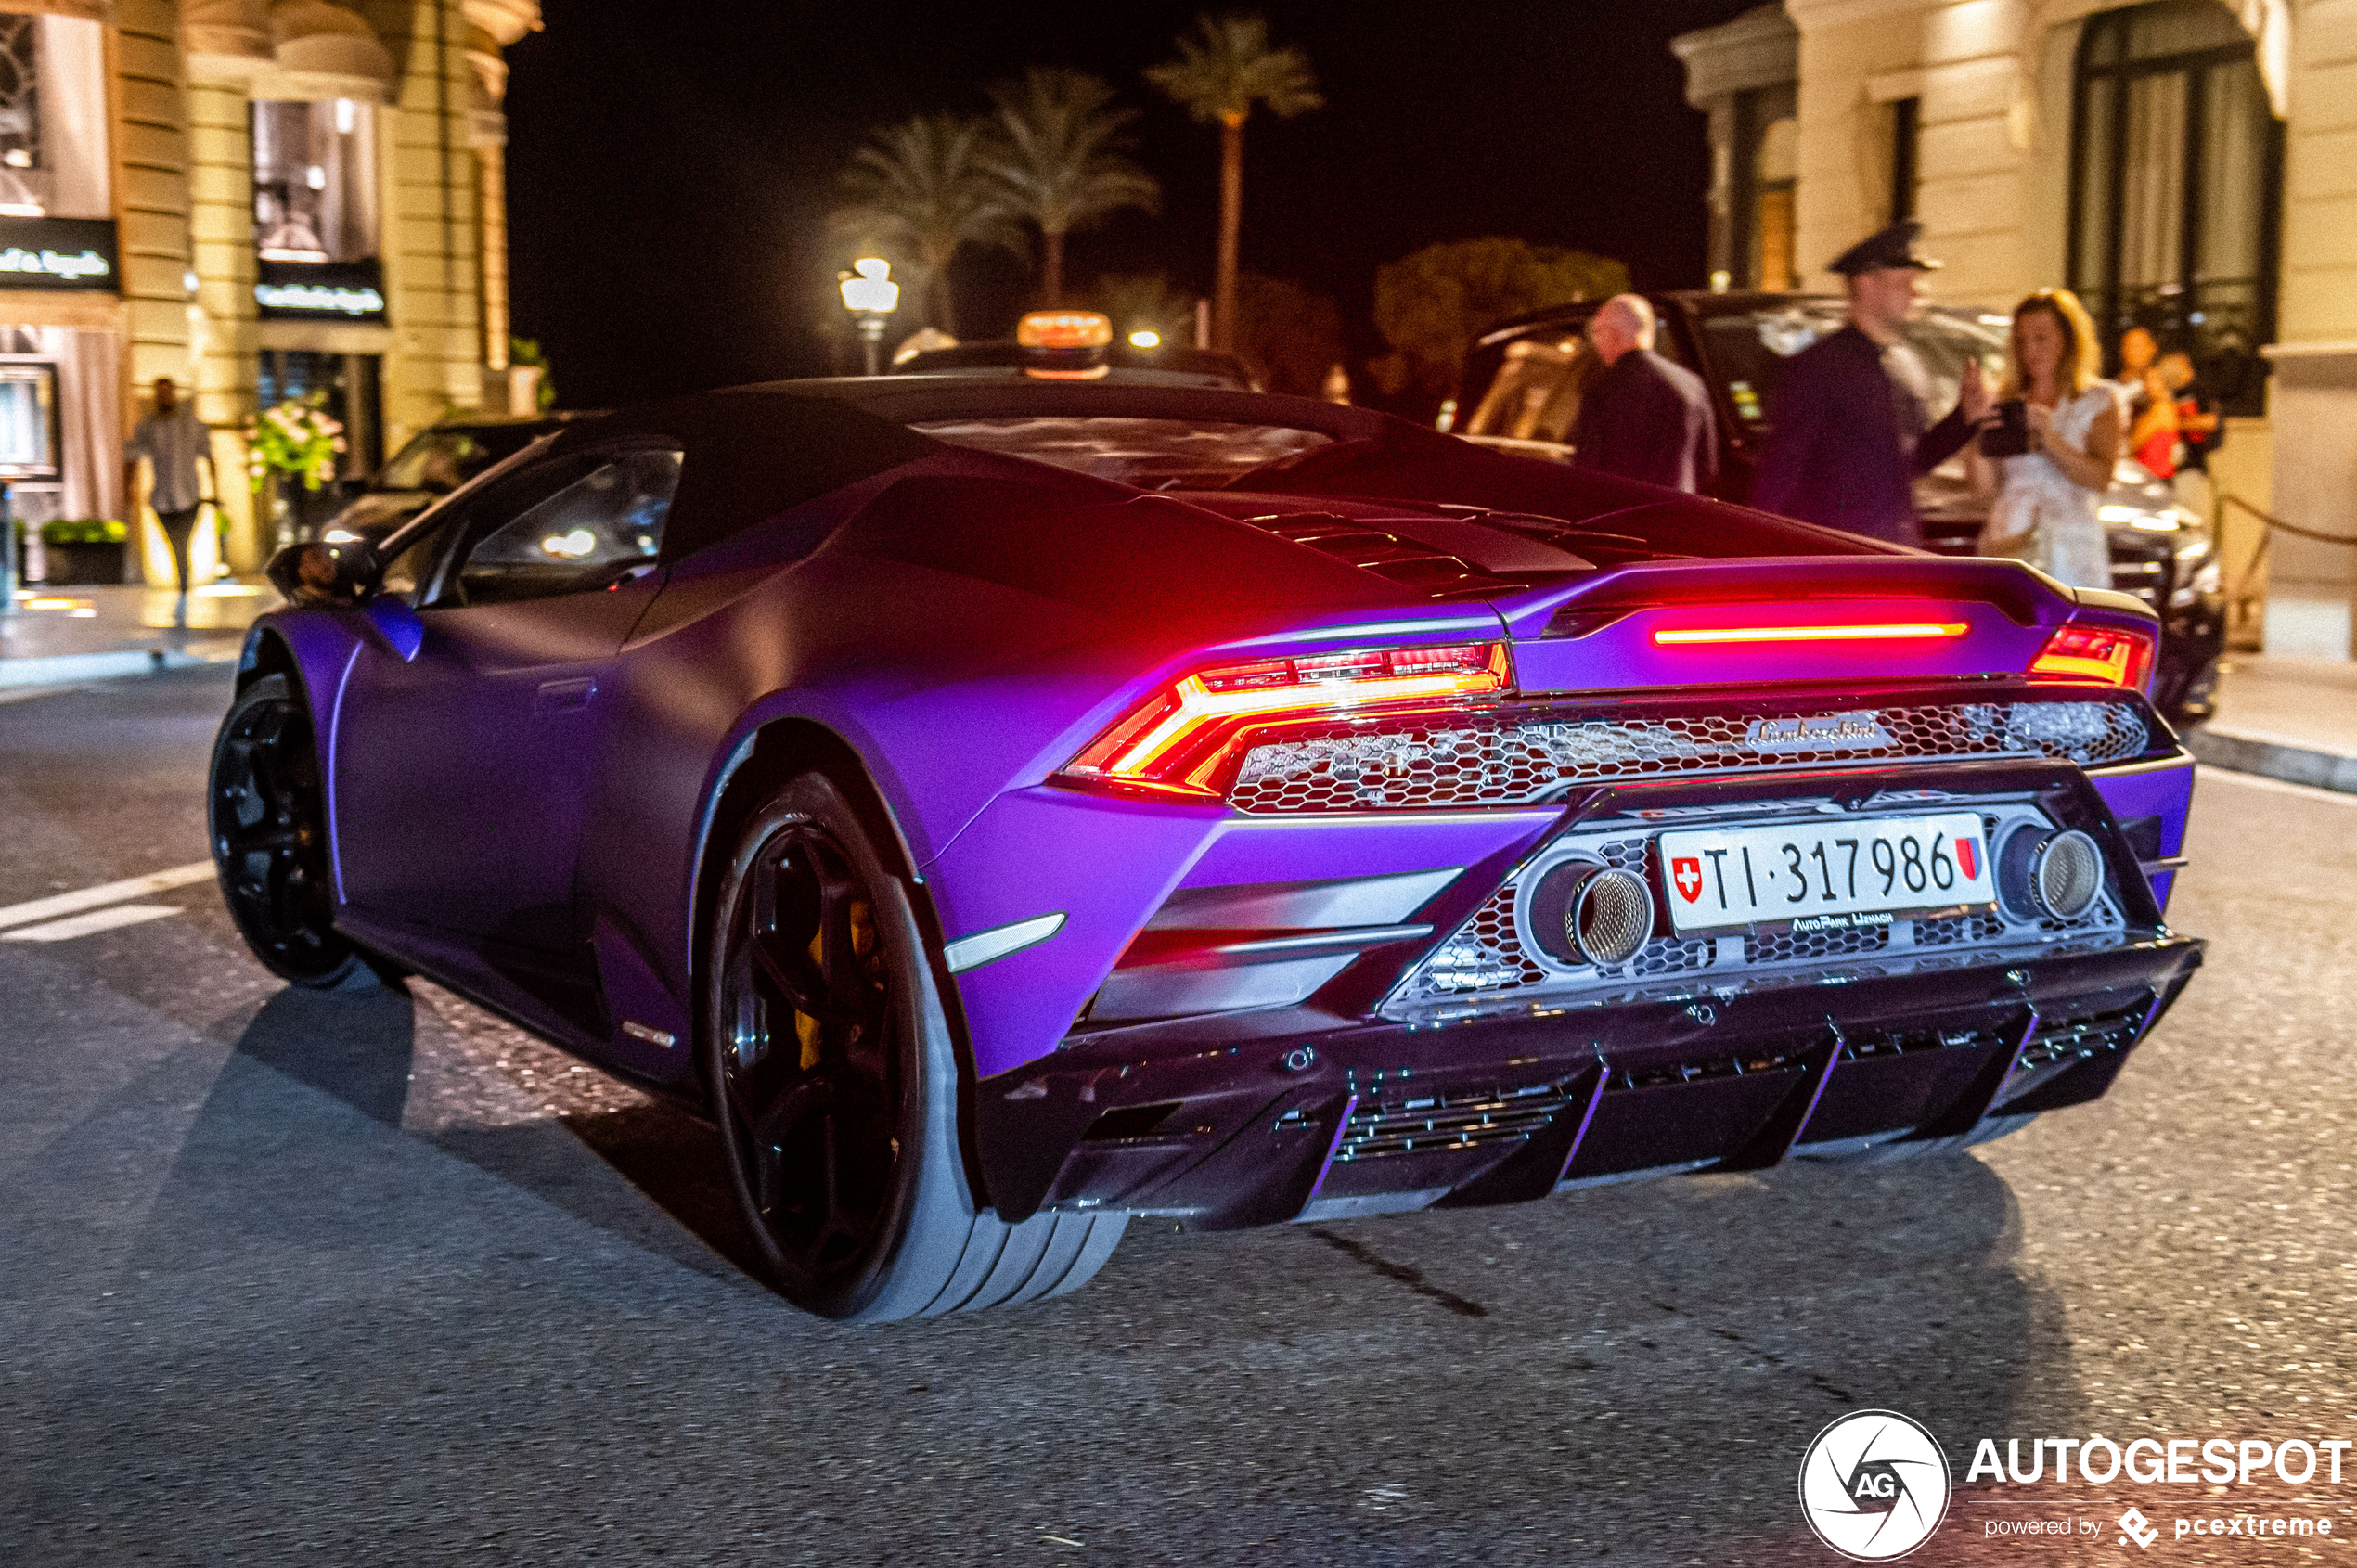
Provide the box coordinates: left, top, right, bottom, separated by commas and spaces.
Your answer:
1569, 294, 1718, 493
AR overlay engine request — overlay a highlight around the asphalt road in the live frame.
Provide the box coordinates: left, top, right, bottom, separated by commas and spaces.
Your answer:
2, 667, 2351, 1565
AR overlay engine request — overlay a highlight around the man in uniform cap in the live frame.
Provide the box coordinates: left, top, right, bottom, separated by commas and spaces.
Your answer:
1753, 221, 1990, 545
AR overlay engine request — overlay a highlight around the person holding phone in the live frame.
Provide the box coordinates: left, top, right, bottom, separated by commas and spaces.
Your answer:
1967, 289, 2120, 589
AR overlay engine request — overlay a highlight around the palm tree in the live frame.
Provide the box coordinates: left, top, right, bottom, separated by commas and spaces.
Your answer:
831, 113, 1022, 336
982, 68, 1159, 308
1146, 13, 1322, 352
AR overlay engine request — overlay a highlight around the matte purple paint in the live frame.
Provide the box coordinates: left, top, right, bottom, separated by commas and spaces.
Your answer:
923, 785, 1227, 1081
1176, 811, 1559, 891
222, 383, 2199, 1216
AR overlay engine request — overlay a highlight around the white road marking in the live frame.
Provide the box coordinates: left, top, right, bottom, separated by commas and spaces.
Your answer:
3, 905, 184, 942
2196, 765, 2357, 807
0, 861, 215, 932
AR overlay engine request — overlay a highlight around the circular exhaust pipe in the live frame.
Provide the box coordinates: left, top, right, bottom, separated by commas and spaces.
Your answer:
1527, 862, 1655, 968
2000, 827, 2105, 921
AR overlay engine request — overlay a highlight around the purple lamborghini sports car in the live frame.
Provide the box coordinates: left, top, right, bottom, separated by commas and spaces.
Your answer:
213, 377, 2203, 1321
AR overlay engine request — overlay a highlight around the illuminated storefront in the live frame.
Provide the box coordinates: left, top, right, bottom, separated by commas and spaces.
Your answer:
0, 10, 122, 580
0, 0, 535, 585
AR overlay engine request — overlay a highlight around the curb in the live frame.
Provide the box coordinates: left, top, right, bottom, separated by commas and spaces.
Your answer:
0, 645, 238, 688
2183, 726, 2357, 796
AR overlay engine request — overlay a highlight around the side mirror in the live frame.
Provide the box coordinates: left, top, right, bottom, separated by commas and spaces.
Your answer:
266, 538, 381, 608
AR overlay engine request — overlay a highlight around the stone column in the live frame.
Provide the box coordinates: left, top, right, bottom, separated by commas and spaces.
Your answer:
359, 0, 483, 452
114, 0, 196, 582
2259, 0, 2357, 658
1671, 5, 1799, 293
185, 77, 262, 569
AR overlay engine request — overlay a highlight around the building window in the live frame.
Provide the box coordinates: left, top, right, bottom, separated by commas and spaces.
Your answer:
1733, 83, 1798, 292
2068, 0, 2282, 415
257, 350, 381, 479
251, 99, 379, 264
1888, 96, 1920, 223
0, 12, 109, 219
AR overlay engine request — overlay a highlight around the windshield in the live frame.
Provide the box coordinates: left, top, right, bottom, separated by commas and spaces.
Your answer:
375, 425, 546, 494
1701, 303, 2009, 431
911, 417, 1332, 489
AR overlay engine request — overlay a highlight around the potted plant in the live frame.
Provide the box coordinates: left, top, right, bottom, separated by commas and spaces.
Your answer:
37, 517, 129, 585
243, 394, 347, 548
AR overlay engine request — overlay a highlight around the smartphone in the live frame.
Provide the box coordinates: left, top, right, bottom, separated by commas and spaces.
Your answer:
1978, 398, 2029, 458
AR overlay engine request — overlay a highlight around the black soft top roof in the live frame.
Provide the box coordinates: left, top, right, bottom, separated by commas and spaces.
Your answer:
553, 378, 1885, 565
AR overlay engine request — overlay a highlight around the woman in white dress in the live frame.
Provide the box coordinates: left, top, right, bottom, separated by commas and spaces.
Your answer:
1968, 289, 2121, 589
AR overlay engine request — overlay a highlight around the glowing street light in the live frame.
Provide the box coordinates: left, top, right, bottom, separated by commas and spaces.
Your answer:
1127, 328, 1161, 350
838, 257, 900, 376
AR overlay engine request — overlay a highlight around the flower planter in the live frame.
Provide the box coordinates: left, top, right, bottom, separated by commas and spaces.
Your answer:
37, 540, 128, 585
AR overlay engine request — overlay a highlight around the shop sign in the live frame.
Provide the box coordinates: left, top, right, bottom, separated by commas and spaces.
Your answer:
255, 258, 387, 323
0, 216, 118, 291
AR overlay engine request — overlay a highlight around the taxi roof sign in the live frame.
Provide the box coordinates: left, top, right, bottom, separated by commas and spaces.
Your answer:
1017, 311, 1114, 349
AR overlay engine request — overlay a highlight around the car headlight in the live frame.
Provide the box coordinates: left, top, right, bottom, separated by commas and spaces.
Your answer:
2169, 532, 2221, 607
2101, 501, 2184, 531
2170, 551, 2222, 607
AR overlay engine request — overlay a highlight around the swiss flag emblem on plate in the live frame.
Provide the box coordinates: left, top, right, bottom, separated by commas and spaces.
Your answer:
1671, 856, 1704, 903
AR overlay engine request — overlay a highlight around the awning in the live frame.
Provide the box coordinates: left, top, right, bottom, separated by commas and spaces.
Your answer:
266, 0, 395, 99
185, 0, 394, 101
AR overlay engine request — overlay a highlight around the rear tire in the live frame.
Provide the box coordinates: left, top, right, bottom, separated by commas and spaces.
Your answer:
705, 771, 1123, 1321
209, 673, 367, 988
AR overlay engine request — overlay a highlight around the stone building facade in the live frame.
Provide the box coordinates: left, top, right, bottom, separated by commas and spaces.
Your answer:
1676, 0, 2356, 660
0, 0, 532, 584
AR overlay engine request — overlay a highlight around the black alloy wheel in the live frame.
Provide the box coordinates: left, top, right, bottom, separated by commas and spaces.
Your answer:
711, 779, 922, 1317
210, 673, 362, 987
706, 772, 1131, 1322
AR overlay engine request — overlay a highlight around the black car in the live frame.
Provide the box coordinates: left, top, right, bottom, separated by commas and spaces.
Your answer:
1457, 292, 2224, 722
320, 411, 598, 546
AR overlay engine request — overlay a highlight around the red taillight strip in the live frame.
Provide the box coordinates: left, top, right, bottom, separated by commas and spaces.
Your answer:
1653, 622, 1970, 646
1063, 641, 1511, 797
1111, 664, 1500, 776
2029, 623, 2153, 689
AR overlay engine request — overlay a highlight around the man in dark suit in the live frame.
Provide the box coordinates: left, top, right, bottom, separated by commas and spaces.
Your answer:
1570, 294, 1719, 493
1753, 221, 1991, 545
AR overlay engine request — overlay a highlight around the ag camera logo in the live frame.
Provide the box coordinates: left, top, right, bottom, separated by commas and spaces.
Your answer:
1799, 1410, 1951, 1561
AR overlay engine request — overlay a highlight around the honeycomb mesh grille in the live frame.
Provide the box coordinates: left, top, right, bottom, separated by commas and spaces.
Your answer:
1748, 925, 1891, 964
1409, 884, 1548, 996
1631, 937, 1715, 976
1916, 911, 2008, 948
1229, 698, 2151, 814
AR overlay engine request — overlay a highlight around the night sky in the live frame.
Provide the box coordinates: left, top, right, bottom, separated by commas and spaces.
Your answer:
502, 0, 1761, 406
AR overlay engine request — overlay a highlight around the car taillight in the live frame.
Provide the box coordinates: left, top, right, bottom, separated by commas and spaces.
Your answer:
2029, 623, 2154, 690
1058, 641, 1511, 800
1652, 621, 1969, 646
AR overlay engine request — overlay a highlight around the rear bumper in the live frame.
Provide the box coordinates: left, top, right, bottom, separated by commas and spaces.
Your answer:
973, 930, 2201, 1227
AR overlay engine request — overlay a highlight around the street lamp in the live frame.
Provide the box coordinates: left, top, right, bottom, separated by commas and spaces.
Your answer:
838, 257, 900, 376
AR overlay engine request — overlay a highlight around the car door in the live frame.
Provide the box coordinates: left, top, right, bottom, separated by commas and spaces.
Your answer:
331, 442, 683, 1005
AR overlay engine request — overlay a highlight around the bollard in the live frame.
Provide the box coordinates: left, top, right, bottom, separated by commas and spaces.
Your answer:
0, 482, 15, 618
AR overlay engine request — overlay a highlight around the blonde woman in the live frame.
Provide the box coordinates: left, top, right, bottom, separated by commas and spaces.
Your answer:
1967, 289, 2121, 589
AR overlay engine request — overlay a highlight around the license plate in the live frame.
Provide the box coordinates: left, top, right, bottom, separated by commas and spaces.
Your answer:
1656, 813, 1994, 933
